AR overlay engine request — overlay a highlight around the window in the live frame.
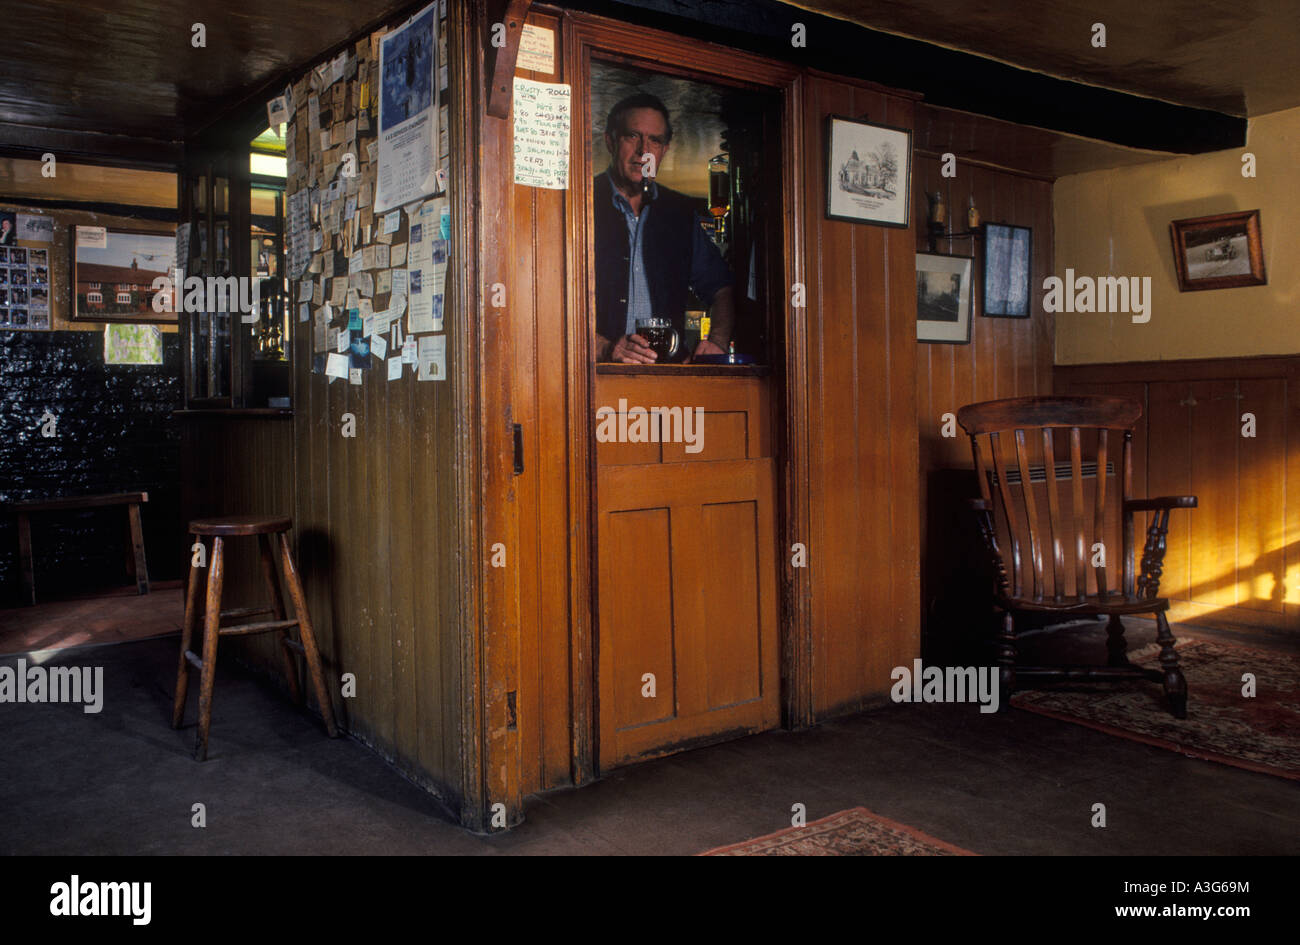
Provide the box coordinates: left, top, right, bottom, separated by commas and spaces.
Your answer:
117, 292, 133, 304
88, 282, 101, 290
87, 292, 103, 304
589, 61, 780, 365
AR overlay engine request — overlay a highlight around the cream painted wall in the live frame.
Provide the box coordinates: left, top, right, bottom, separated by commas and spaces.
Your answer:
1054, 106, 1300, 365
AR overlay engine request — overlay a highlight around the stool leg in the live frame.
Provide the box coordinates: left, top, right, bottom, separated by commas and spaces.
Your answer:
258, 533, 301, 704
194, 536, 224, 761
172, 535, 204, 729
127, 502, 150, 595
17, 512, 35, 607
278, 532, 338, 737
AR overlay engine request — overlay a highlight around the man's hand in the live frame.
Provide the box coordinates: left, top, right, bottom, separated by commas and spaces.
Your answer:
609, 333, 658, 364
687, 337, 726, 363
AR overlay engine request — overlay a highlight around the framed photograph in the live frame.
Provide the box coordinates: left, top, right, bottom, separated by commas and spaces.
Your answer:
917, 252, 973, 344
983, 223, 1032, 317
825, 115, 912, 227
71, 225, 177, 323
1170, 210, 1266, 291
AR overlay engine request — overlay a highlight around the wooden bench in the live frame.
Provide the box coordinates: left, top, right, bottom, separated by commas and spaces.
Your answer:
8, 492, 150, 606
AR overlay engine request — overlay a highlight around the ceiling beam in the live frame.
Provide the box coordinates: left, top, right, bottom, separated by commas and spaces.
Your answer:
0, 122, 181, 172
557, 0, 1247, 154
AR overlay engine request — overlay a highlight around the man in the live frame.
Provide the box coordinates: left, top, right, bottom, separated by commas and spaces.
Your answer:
593, 93, 734, 363
0, 216, 14, 245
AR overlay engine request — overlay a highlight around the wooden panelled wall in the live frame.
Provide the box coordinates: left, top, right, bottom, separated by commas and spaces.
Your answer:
182, 6, 475, 823
910, 157, 1055, 644
1057, 357, 1300, 636
801, 76, 921, 717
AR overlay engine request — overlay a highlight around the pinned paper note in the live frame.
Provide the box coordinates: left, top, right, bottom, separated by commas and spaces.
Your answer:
517, 24, 555, 74
383, 210, 401, 234
76, 226, 107, 249
402, 338, 417, 364
370, 334, 388, 359
267, 94, 289, 133
513, 78, 570, 190
388, 356, 403, 381
325, 352, 349, 379
417, 335, 446, 381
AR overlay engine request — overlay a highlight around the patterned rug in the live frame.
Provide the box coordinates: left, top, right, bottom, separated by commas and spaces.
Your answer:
699, 807, 977, 856
1012, 637, 1300, 780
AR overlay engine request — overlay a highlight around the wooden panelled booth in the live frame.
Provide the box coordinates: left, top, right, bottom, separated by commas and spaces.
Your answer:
184, 0, 923, 832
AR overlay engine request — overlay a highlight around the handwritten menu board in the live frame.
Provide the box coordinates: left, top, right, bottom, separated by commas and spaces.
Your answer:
512, 78, 571, 190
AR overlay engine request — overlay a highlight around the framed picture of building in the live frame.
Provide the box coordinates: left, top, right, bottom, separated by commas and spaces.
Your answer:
825, 115, 912, 227
1170, 209, 1266, 291
917, 252, 973, 343
71, 225, 177, 323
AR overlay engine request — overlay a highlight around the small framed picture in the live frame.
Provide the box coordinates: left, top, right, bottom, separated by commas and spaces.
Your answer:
917, 252, 973, 344
983, 223, 1032, 317
825, 115, 912, 227
72, 224, 177, 323
1170, 210, 1266, 291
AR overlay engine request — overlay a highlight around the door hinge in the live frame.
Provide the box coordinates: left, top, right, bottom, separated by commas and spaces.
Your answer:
506, 690, 518, 730
512, 423, 524, 475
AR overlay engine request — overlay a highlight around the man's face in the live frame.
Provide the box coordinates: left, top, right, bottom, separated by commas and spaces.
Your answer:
605, 107, 669, 190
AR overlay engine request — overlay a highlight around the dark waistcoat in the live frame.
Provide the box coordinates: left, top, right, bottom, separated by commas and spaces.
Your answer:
593, 172, 697, 345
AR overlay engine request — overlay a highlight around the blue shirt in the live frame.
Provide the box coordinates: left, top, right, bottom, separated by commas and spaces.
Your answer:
606, 177, 731, 338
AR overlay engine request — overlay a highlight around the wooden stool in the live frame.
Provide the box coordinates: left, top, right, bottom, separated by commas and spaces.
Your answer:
171, 515, 338, 760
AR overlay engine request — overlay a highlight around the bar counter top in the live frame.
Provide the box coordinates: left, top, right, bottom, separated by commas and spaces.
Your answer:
596, 363, 770, 377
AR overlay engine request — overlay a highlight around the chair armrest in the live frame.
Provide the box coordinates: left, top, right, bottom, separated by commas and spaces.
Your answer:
1126, 496, 1196, 598
1124, 495, 1198, 511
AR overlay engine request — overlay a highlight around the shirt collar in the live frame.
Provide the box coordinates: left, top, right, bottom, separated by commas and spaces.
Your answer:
608, 173, 657, 212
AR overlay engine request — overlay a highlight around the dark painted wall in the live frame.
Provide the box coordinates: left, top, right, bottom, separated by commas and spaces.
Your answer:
0, 330, 182, 605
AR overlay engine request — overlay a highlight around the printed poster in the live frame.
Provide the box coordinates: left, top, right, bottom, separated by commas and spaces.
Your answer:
375, 3, 439, 213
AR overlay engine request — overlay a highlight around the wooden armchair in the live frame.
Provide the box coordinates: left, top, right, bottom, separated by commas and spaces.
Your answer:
955, 396, 1197, 717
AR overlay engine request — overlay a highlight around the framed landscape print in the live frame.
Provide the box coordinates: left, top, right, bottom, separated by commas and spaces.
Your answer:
983, 223, 1032, 317
825, 115, 912, 227
71, 224, 178, 323
917, 252, 973, 344
1170, 209, 1266, 291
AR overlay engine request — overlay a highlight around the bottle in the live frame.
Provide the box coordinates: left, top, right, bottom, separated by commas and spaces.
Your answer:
727, 341, 736, 364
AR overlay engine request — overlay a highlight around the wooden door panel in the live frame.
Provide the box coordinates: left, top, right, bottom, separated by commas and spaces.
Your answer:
1238, 378, 1286, 613
1188, 380, 1238, 608
601, 507, 677, 729
701, 500, 763, 709
597, 457, 779, 767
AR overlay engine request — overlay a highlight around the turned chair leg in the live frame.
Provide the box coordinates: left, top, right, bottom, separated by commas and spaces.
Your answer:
1155, 611, 1187, 719
1105, 614, 1131, 667
996, 610, 1016, 709
278, 533, 338, 737
172, 534, 204, 729
194, 536, 225, 761
258, 533, 302, 705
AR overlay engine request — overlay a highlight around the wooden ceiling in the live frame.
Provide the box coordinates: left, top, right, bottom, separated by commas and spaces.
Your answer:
788, 0, 1300, 118
1, 0, 1295, 176
0, 0, 410, 163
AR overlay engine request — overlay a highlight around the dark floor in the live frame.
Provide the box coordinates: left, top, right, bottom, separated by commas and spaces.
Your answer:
1, 612, 1296, 855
